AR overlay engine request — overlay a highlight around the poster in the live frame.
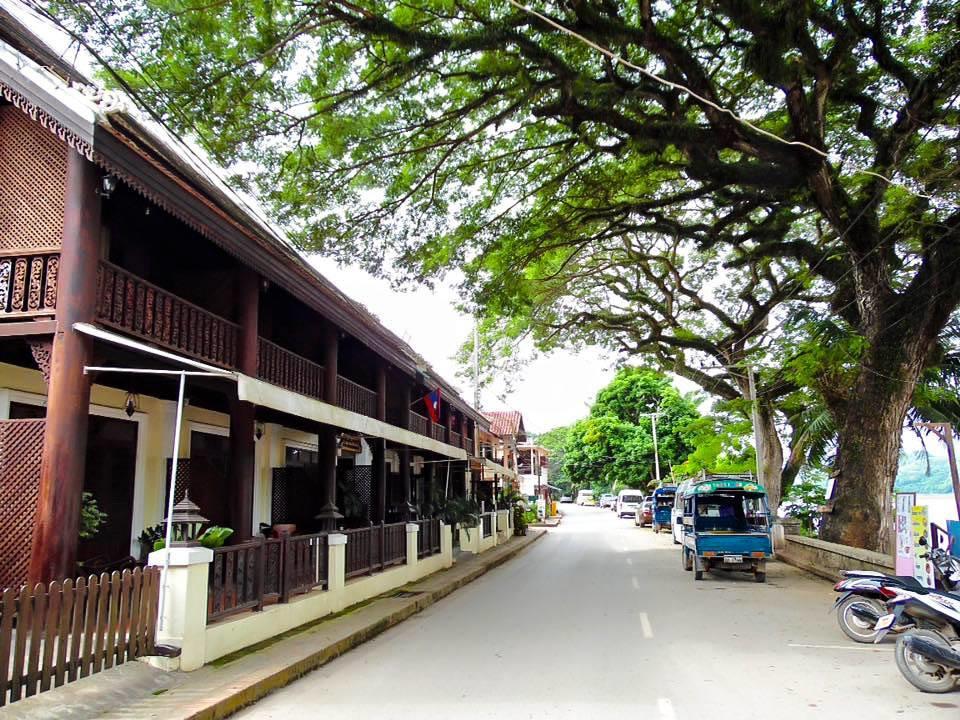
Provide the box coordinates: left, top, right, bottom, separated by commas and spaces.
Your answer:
895, 493, 915, 576
911, 505, 934, 588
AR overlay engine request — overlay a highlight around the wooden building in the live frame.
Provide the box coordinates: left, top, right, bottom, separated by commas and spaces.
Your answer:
0, 10, 486, 589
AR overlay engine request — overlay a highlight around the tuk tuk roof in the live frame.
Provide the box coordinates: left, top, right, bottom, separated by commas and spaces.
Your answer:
652, 486, 677, 496
688, 478, 766, 495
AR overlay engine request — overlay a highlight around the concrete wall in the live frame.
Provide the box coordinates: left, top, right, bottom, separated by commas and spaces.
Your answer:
776, 535, 894, 582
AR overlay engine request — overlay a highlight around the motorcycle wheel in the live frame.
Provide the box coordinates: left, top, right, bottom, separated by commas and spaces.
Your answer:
836, 595, 887, 644
894, 629, 960, 693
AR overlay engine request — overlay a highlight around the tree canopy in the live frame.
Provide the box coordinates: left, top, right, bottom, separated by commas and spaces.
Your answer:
50, 0, 960, 550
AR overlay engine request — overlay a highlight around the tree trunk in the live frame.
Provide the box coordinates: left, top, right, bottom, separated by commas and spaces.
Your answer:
757, 404, 785, 512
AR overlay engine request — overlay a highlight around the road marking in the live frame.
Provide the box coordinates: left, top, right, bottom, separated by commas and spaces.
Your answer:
639, 612, 653, 639
788, 643, 891, 651
626, 557, 633, 565
631, 576, 641, 590
657, 697, 675, 719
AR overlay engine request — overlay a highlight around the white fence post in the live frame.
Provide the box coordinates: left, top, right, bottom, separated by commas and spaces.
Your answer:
147, 546, 212, 671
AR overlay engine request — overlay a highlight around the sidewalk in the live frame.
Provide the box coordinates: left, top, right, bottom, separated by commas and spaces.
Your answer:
0, 530, 546, 720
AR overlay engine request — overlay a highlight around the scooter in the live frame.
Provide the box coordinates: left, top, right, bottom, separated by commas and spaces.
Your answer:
832, 547, 960, 643
874, 555, 960, 693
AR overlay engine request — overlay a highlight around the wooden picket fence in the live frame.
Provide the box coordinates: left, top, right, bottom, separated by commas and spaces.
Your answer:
0, 567, 160, 706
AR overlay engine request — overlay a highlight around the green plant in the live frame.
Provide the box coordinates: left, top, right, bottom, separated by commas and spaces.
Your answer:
522, 509, 538, 526
513, 506, 528, 536
199, 526, 234, 549
438, 496, 480, 539
781, 474, 828, 534
79, 491, 107, 539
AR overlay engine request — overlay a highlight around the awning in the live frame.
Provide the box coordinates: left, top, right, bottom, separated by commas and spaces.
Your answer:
75, 323, 468, 460
480, 457, 517, 481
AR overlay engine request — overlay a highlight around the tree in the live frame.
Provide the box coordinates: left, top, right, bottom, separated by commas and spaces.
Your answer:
53, 1, 960, 550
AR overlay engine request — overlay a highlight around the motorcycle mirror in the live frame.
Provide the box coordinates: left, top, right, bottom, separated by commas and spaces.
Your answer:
918, 536, 928, 547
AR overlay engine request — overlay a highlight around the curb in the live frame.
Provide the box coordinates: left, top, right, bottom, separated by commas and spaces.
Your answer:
190, 531, 546, 719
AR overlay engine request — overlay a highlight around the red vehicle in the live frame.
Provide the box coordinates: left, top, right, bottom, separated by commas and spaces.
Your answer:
636, 498, 654, 527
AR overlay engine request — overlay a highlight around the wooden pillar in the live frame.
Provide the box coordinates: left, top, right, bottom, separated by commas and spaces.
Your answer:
376, 365, 387, 422
399, 382, 415, 520
424, 460, 436, 517
228, 269, 258, 540
444, 403, 453, 444
29, 150, 101, 584
323, 325, 338, 405
372, 438, 387, 522
315, 424, 342, 530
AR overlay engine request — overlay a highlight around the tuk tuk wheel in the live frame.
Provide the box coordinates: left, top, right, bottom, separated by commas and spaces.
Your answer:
754, 570, 766, 583
694, 569, 703, 581
682, 548, 693, 571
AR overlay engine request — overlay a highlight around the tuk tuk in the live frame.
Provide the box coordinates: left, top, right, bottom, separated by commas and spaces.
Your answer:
651, 486, 676, 533
679, 477, 773, 582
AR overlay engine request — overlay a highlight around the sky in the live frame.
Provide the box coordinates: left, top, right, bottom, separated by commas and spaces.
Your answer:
309, 257, 617, 435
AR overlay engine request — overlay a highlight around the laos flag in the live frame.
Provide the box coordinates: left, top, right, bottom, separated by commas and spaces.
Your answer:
424, 388, 441, 423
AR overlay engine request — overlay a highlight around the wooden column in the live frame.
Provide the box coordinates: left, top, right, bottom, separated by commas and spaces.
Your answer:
424, 460, 436, 517
444, 403, 453, 444
29, 150, 101, 584
228, 268, 258, 540
372, 438, 387, 522
316, 327, 342, 529
376, 365, 387, 422
399, 382, 415, 520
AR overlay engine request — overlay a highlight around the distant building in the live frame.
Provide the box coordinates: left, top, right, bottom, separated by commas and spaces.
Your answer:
517, 443, 549, 498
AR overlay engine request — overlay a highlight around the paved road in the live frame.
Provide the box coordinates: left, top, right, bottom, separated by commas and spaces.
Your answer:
234, 504, 957, 719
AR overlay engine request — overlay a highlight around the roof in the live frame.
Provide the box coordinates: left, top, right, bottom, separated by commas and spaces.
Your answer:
484, 411, 524, 437
0, 3, 488, 428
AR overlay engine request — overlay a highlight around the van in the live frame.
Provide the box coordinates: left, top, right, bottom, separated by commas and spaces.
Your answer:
576, 489, 595, 506
616, 489, 644, 518
671, 481, 692, 544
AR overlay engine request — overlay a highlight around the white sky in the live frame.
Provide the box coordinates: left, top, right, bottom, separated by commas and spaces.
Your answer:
308, 257, 617, 434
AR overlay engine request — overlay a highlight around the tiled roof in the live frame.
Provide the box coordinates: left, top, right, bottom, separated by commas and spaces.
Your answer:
484, 410, 523, 437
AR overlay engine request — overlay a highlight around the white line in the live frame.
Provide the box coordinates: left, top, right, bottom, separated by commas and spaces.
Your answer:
631, 576, 641, 590
626, 557, 633, 565
788, 643, 890, 651
657, 697, 675, 719
639, 612, 653, 639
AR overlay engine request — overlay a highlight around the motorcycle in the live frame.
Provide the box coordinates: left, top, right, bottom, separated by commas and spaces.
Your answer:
832, 546, 960, 643
873, 554, 960, 693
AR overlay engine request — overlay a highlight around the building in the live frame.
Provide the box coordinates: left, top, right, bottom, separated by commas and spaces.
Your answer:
517, 443, 550, 498
0, 7, 488, 589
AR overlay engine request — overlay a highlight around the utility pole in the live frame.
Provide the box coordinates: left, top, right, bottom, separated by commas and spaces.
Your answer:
642, 410, 662, 487
473, 319, 481, 410
747, 366, 764, 487
916, 422, 960, 521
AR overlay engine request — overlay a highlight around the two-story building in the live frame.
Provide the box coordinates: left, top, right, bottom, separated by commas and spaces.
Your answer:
0, 9, 486, 589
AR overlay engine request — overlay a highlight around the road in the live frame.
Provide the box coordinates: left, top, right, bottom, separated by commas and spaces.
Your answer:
234, 504, 957, 719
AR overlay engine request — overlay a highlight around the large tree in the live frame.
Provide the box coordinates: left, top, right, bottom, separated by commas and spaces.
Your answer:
53, 0, 960, 550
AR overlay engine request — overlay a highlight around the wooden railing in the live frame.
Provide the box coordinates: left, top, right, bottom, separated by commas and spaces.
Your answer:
336, 375, 377, 417
0, 250, 59, 319
409, 412, 429, 437
481, 513, 494, 539
0, 568, 159, 706
449, 430, 462, 448
431, 424, 446, 443
343, 523, 407, 579
416, 519, 441, 559
282, 533, 328, 600
258, 337, 324, 400
97, 262, 239, 368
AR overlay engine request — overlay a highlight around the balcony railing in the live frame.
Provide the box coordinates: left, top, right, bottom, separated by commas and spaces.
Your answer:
409, 411, 429, 437
449, 430, 462, 448
258, 337, 324, 400
337, 375, 377, 417
97, 261, 239, 368
431, 424, 446, 443
0, 250, 59, 319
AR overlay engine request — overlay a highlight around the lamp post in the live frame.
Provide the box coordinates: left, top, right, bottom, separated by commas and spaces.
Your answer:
641, 410, 662, 487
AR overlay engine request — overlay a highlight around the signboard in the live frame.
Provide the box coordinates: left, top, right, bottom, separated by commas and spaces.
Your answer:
911, 505, 934, 589
895, 493, 916, 576
536, 497, 546, 520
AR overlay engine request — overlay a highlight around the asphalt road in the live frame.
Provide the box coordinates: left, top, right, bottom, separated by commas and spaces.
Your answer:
234, 504, 957, 719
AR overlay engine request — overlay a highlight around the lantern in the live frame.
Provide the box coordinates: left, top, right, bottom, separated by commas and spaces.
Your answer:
164, 491, 208, 546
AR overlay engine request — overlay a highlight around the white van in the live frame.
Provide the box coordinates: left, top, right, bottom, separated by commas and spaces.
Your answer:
576, 489, 595, 506
616, 489, 644, 518
671, 481, 691, 544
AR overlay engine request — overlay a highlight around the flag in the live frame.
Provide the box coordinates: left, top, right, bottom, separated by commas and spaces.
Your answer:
424, 387, 441, 423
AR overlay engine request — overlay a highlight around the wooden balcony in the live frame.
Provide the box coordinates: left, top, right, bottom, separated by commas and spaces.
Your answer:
0, 250, 59, 319
258, 337, 324, 400
449, 430, 462, 448
409, 411, 429, 438
96, 261, 239, 368
337, 375, 376, 417
431, 424, 446, 443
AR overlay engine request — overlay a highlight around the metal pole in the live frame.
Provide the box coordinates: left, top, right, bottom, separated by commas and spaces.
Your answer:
747, 366, 764, 485
473, 320, 481, 410
158, 371, 187, 632
651, 412, 661, 487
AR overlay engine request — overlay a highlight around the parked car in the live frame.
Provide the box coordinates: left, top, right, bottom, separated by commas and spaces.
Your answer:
560, 495, 573, 503
615, 489, 644, 518
576, 489, 595, 506
599, 493, 617, 509
636, 498, 654, 527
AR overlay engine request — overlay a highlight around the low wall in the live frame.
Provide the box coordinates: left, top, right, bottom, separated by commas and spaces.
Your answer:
202, 525, 453, 664
776, 535, 894, 582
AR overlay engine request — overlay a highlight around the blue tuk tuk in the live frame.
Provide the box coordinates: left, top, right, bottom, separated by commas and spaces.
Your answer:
679, 477, 773, 582
651, 486, 676, 534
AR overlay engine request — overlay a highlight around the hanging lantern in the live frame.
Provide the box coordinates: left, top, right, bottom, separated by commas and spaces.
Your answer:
164, 491, 208, 547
